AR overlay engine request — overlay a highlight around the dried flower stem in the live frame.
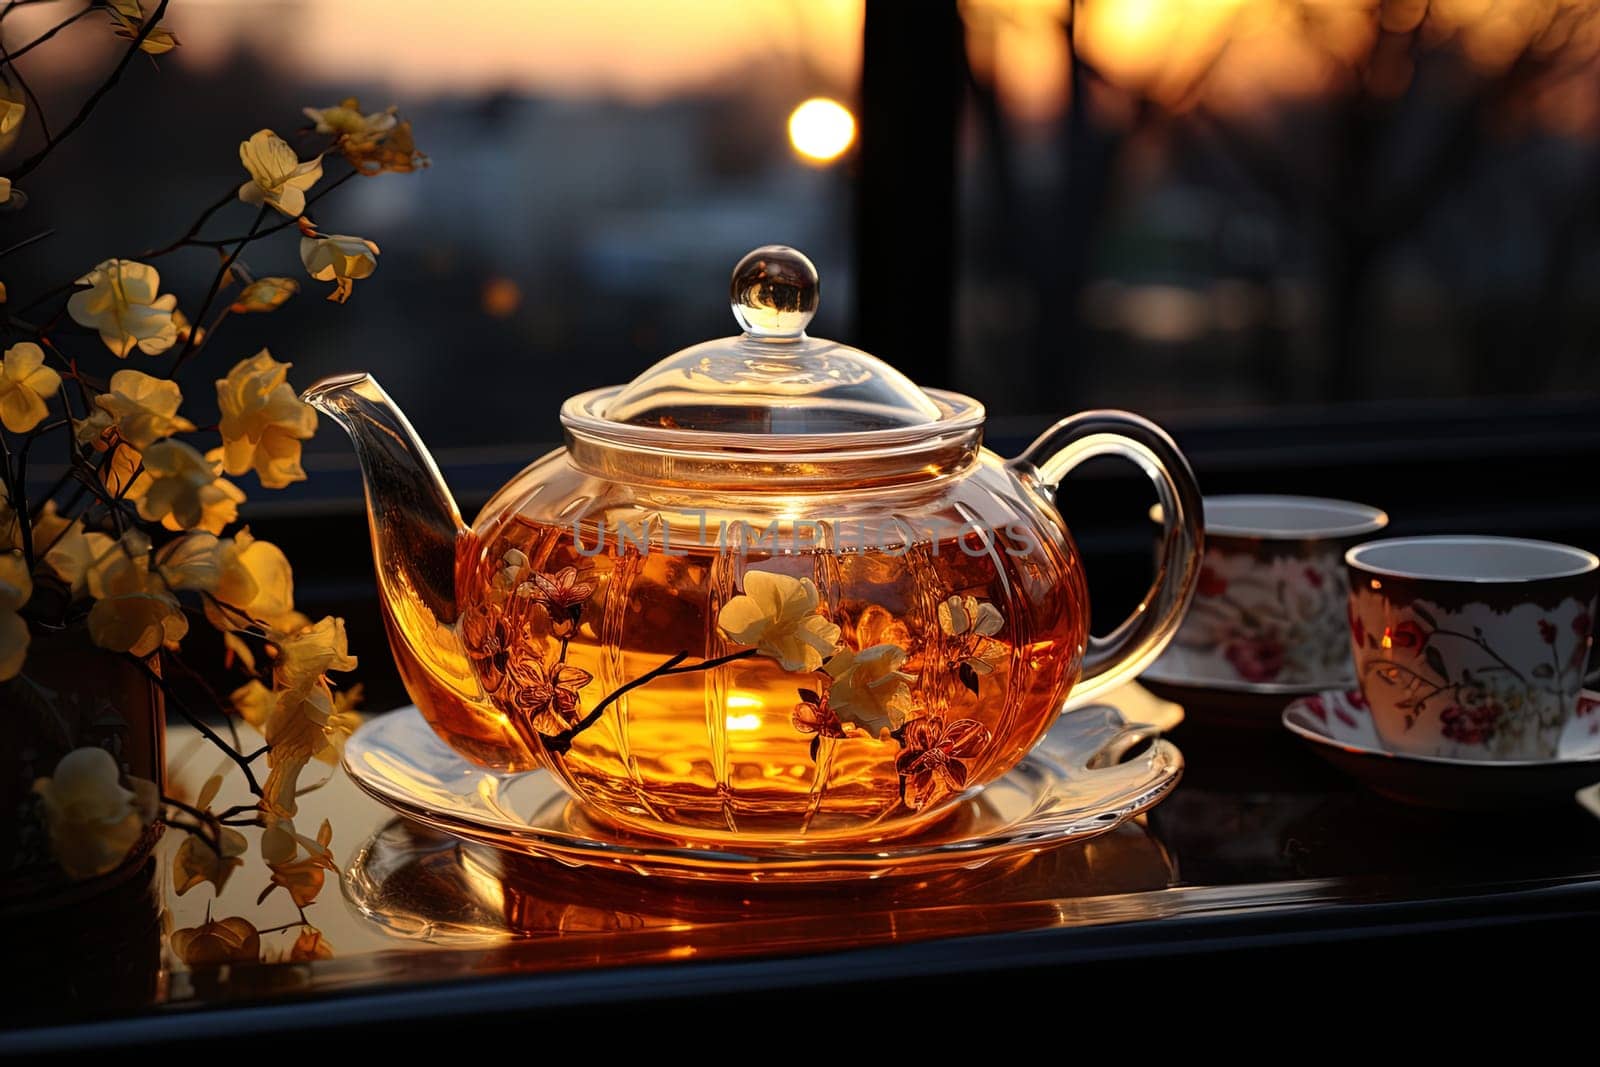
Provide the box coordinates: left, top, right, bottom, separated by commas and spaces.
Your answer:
0, 227, 54, 260
1, 1, 91, 63
192, 168, 360, 247
161, 793, 229, 854
538, 647, 759, 754
8, 0, 171, 181
0, 0, 62, 24
170, 202, 268, 371
161, 792, 213, 822
164, 816, 223, 856
131, 654, 264, 797
0, 38, 50, 140
135, 186, 241, 260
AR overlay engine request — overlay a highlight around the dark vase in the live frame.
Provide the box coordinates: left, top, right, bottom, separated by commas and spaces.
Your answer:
0, 625, 165, 910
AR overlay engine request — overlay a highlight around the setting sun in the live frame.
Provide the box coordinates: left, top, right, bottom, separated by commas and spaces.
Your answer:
788, 97, 857, 163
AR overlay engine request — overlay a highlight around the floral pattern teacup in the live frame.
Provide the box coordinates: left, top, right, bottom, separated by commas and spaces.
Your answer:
1347, 536, 1600, 761
1148, 496, 1388, 690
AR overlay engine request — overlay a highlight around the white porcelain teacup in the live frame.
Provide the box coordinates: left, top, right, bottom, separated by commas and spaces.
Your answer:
1347, 536, 1600, 761
1148, 495, 1388, 690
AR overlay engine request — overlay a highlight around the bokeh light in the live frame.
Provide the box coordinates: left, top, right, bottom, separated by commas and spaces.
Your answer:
787, 97, 857, 163
481, 277, 522, 318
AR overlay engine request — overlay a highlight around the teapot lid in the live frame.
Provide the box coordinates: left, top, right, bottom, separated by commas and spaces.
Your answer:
600, 246, 946, 433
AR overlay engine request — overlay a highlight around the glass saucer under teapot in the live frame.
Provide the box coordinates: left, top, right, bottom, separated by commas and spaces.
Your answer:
307, 246, 1203, 845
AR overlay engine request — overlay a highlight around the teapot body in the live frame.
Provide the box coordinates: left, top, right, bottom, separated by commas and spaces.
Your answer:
307, 247, 1204, 849
448, 446, 1090, 842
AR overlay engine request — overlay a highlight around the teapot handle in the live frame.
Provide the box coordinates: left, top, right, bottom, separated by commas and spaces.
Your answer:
1007, 411, 1204, 710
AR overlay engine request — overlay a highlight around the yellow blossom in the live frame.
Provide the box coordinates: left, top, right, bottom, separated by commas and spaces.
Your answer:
215, 351, 317, 489
169, 917, 259, 966
286, 927, 334, 962
94, 369, 195, 448
303, 97, 396, 141
0, 342, 60, 434
259, 817, 334, 908
273, 615, 357, 689
106, 0, 179, 54
238, 129, 323, 217
67, 259, 180, 357
317, 683, 364, 765
85, 531, 188, 656
32, 747, 155, 880
259, 681, 330, 819
155, 532, 221, 591
0, 551, 30, 680
230, 679, 272, 730
230, 276, 299, 314
939, 594, 1006, 680
938, 596, 1004, 639
222, 630, 256, 671
172, 826, 247, 896
74, 408, 115, 451
275, 609, 312, 635
0, 80, 21, 136
36, 502, 93, 594
823, 644, 917, 736
204, 528, 295, 631
136, 439, 245, 534
345, 119, 427, 176
254, 681, 357, 818
83, 529, 141, 592
100, 442, 151, 503
717, 568, 841, 672
247, 619, 357, 823
299, 234, 378, 303
170, 308, 203, 347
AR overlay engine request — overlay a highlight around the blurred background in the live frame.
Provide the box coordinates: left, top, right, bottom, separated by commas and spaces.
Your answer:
9, 0, 1600, 701
16, 0, 1600, 434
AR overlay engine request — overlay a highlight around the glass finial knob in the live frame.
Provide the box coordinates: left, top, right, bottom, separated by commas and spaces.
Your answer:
730, 245, 818, 338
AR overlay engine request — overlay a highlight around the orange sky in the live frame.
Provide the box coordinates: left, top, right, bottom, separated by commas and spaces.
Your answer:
12, 0, 1595, 125
964, 0, 1600, 122
169, 0, 862, 99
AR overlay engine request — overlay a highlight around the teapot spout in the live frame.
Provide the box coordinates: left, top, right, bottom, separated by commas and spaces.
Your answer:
304, 374, 534, 770
302, 373, 463, 623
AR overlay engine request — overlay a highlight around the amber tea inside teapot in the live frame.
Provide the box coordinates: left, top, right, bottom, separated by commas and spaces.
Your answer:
307, 246, 1203, 845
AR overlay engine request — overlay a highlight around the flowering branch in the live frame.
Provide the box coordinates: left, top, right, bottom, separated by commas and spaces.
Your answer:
0, 14, 416, 914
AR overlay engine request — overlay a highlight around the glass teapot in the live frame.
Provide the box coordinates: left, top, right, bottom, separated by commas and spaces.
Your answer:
307, 246, 1203, 845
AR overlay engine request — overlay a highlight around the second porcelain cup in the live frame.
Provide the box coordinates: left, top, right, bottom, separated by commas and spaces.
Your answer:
1347, 536, 1600, 761
1148, 495, 1388, 691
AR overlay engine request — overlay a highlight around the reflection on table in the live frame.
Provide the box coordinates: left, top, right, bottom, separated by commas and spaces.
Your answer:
8, 682, 1600, 1033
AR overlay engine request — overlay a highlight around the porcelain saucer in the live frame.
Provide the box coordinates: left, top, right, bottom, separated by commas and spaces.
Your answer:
342, 703, 1184, 883
1282, 689, 1600, 809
